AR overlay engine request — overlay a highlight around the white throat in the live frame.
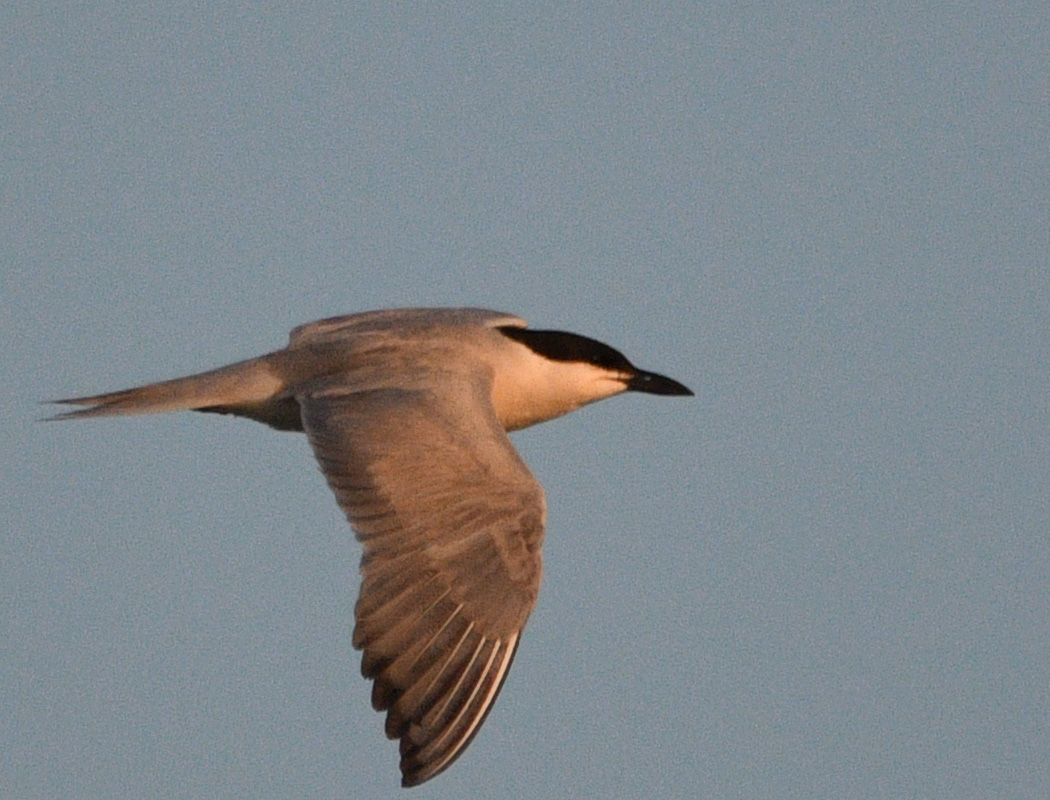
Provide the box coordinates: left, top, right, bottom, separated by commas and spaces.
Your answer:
490, 343, 628, 431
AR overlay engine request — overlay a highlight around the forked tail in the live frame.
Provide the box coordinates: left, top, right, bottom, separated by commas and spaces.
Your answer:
48, 355, 286, 422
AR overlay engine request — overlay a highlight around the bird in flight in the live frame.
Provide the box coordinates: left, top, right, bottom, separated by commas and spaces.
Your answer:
51, 307, 693, 786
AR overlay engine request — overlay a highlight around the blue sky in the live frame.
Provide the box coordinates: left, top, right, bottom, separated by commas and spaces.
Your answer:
3, 3, 1048, 798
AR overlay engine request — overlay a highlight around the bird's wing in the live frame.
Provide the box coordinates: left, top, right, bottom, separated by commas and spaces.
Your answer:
297, 375, 545, 787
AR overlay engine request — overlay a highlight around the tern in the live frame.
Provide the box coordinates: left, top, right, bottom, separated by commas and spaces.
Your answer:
51, 307, 693, 786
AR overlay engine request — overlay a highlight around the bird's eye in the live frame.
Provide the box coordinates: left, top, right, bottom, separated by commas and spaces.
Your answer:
588, 345, 631, 371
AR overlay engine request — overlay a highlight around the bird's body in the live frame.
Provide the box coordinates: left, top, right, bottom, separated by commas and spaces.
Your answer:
51, 307, 692, 786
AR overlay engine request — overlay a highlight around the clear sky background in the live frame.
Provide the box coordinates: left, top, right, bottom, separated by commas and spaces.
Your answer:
3, 3, 1048, 799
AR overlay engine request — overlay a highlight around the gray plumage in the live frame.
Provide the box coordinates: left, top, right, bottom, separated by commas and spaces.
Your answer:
50, 308, 692, 786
